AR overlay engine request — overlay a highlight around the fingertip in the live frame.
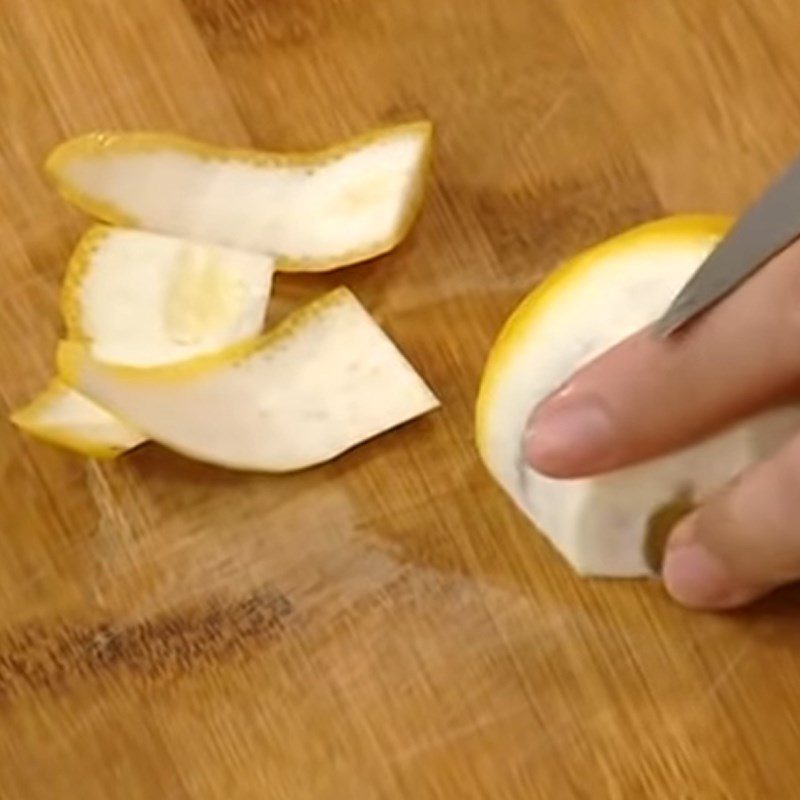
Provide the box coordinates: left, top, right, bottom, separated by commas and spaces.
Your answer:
523, 394, 616, 477
662, 541, 735, 608
662, 518, 762, 610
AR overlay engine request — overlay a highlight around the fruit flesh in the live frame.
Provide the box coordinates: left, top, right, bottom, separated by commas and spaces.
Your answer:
58, 288, 440, 472
45, 122, 433, 271
476, 216, 800, 577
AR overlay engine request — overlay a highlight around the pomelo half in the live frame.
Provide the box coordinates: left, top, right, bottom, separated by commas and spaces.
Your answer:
45, 121, 433, 272
476, 215, 800, 577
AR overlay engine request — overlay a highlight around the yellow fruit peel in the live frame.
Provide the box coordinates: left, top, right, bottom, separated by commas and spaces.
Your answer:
15, 121, 437, 465
58, 288, 440, 472
45, 121, 434, 272
60, 224, 275, 367
11, 380, 145, 459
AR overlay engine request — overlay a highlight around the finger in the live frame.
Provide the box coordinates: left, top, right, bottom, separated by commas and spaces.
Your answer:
524, 240, 800, 478
662, 431, 800, 609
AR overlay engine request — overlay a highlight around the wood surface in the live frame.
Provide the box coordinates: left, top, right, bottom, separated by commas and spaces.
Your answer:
1, 1, 800, 797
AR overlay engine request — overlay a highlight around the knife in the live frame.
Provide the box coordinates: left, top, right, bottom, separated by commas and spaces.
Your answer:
652, 153, 800, 338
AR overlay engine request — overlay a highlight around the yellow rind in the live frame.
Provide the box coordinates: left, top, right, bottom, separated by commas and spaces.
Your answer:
45, 120, 435, 273
59, 224, 114, 340
57, 286, 440, 473
10, 380, 141, 459
474, 214, 732, 458
58, 286, 356, 386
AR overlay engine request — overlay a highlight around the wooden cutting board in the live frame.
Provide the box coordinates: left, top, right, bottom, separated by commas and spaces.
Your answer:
2, 1, 800, 797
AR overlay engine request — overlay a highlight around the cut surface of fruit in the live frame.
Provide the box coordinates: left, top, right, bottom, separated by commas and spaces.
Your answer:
476, 215, 800, 578
62, 225, 275, 367
46, 121, 433, 271
58, 288, 440, 471
11, 380, 145, 459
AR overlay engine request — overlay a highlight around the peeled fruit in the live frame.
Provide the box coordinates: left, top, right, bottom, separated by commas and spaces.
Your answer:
58, 288, 440, 471
62, 225, 275, 366
476, 215, 800, 578
45, 121, 433, 271
10, 380, 144, 459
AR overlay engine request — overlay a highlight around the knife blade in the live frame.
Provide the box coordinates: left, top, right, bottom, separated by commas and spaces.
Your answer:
652, 153, 800, 338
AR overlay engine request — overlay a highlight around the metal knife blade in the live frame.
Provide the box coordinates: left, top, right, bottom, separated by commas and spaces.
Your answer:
652, 153, 800, 338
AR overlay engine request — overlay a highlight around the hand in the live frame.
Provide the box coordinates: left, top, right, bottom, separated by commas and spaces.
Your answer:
523, 239, 800, 609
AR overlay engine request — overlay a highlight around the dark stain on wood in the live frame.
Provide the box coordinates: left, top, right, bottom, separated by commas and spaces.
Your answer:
183, 0, 330, 49
0, 588, 293, 701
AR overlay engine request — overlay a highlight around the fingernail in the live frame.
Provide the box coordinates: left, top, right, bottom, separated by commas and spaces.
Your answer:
663, 540, 736, 608
524, 396, 614, 473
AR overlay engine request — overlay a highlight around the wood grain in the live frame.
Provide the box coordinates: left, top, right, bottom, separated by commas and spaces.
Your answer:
1, 1, 800, 797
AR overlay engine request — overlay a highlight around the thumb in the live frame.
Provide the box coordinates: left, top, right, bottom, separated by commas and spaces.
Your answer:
662, 432, 800, 609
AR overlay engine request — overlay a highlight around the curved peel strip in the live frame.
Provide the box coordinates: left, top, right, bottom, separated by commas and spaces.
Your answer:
62, 224, 275, 367
476, 215, 800, 578
58, 288, 440, 472
46, 121, 434, 272
11, 380, 145, 459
